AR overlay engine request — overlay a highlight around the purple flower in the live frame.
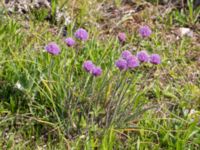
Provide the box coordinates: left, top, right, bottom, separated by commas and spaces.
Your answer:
92, 67, 102, 77
127, 55, 139, 69
45, 42, 60, 55
121, 50, 132, 60
65, 37, 75, 47
83, 60, 95, 72
118, 32, 126, 43
115, 58, 127, 71
150, 54, 161, 65
139, 25, 152, 38
137, 50, 149, 62
75, 28, 89, 41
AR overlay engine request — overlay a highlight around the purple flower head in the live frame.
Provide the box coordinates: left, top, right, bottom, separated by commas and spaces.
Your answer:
75, 28, 89, 41
137, 50, 149, 62
139, 25, 152, 38
92, 67, 102, 77
83, 60, 95, 72
121, 50, 132, 60
127, 55, 140, 69
65, 37, 75, 47
115, 58, 127, 71
118, 32, 126, 43
150, 54, 161, 65
45, 42, 60, 55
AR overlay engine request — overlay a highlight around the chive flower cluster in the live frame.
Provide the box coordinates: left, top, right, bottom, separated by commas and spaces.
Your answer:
74, 28, 89, 41
45, 28, 102, 77
64, 28, 89, 47
45, 28, 89, 55
83, 61, 102, 77
65, 37, 75, 47
116, 50, 161, 71
45, 42, 61, 55
115, 50, 139, 71
117, 25, 152, 44
139, 25, 152, 38
45, 26, 161, 78
137, 50, 161, 65
118, 32, 126, 43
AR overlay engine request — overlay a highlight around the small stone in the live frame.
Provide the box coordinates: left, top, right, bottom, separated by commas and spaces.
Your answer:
178, 28, 193, 37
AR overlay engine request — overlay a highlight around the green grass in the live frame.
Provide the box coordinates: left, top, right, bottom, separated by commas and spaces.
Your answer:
0, 0, 200, 149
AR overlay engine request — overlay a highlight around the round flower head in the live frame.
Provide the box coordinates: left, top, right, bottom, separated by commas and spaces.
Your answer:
75, 28, 89, 41
115, 58, 127, 71
127, 55, 139, 69
121, 50, 132, 60
139, 25, 152, 38
137, 50, 149, 62
118, 32, 126, 43
83, 60, 95, 72
92, 67, 102, 77
65, 37, 75, 47
45, 42, 60, 55
150, 54, 161, 65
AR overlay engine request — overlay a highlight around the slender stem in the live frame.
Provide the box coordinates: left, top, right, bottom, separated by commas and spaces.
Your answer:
106, 71, 126, 127
48, 56, 54, 79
